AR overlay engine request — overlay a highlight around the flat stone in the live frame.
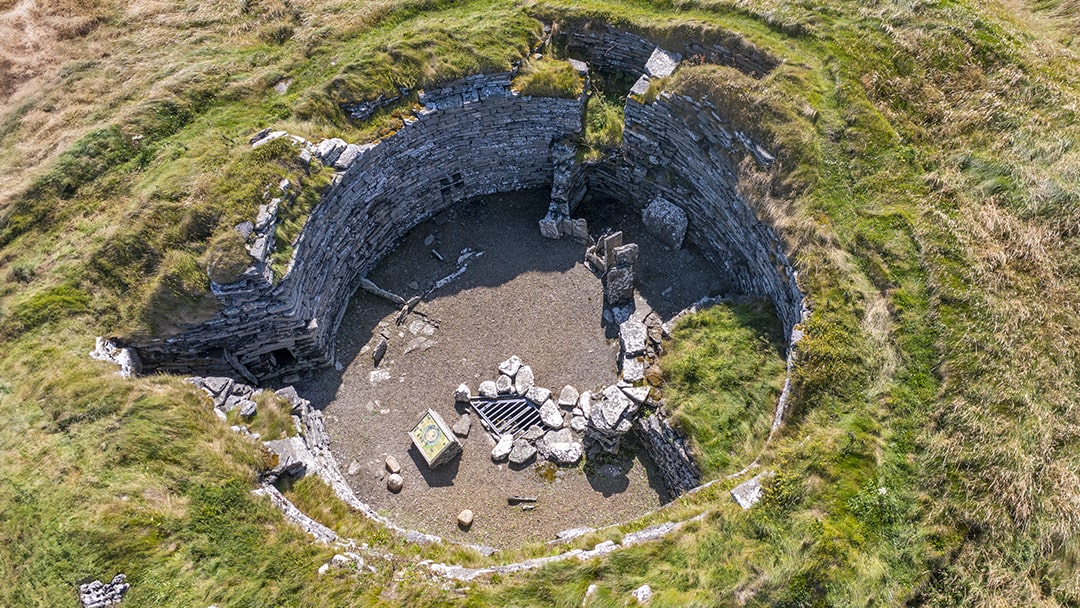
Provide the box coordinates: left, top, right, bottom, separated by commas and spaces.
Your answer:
544, 439, 583, 465
631, 583, 654, 605
202, 376, 234, 397
387, 473, 403, 492
515, 365, 534, 396
498, 355, 522, 377
622, 355, 645, 383
540, 399, 563, 428
645, 46, 682, 78
457, 509, 474, 529
630, 74, 651, 97
642, 197, 688, 249
238, 399, 257, 419
491, 434, 514, 461
478, 380, 498, 398
452, 413, 471, 437
508, 439, 537, 465
620, 319, 648, 356
495, 374, 513, 394
332, 143, 361, 170
558, 385, 579, 408
263, 436, 310, 479
621, 386, 651, 405
521, 425, 545, 441
454, 383, 471, 403
732, 472, 772, 509
526, 386, 552, 405
385, 455, 401, 474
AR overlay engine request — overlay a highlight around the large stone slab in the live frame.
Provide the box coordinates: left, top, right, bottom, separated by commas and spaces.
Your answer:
642, 197, 688, 249
620, 319, 648, 356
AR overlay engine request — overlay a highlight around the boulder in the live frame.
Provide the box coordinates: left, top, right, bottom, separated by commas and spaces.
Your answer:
558, 385, 579, 408
454, 383, 471, 403
495, 374, 513, 394
491, 434, 514, 461
499, 355, 522, 377
457, 509, 474, 529
387, 473, 403, 492
508, 439, 537, 465
642, 197, 688, 249
540, 399, 564, 428
478, 380, 498, 398
525, 386, 552, 405
515, 365, 535, 396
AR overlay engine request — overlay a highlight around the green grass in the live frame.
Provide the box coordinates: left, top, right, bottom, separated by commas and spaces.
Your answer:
661, 301, 787, 478
512, 57, 585, 98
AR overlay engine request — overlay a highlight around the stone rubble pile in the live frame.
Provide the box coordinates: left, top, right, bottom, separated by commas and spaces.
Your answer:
78, 574, 129, 608
468, 355, 587, 467
585, 231, 639, 306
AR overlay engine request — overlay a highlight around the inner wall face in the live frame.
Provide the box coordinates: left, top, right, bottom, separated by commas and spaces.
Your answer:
302, 190, 726, 547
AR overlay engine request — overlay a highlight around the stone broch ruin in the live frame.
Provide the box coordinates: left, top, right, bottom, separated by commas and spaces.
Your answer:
91, 19, 809, 576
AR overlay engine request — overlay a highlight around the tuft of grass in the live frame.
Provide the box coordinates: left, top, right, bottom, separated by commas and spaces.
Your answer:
661, 300, 787, 478
581, 95, 623, 161
512, 57, 585, 98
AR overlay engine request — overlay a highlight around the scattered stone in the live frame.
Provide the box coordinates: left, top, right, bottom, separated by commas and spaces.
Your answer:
452, 413, 471, 437
507, 495, 537, 505
508, 439, 537, 465
387, 473, 403, 492
499, 355, 522, 377
408, 280, 420, 291
454, 383, 471, 403
78, 574, 129, 608
631, 583, 654, 605
570, 415, 587, 433
491, 434, 514, 461
584, 583, 599, 605
238, 399, 257, 419
731, 472, 772, 509
385, 455, 401, 474
539, 428, 583, 465
478, 380, 499, 398
424, 234, 436, 246
457, 509, 474, 529
558, 385, 579, 408
526, 386, 552, 405
620, 319, 648, 356
496, 374, 513, 394
540, 399, 564, 428
347, 460, 362, 475
642, 197, 688, 249
372, 337, 387, 366
515, 365, 535, 396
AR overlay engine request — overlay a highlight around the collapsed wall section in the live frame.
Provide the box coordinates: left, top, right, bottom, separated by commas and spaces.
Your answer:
590, 93, 804, 336
134, 74, 586, 380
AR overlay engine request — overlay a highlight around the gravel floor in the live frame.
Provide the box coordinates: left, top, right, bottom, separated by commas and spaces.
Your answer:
301, 189, 728, 549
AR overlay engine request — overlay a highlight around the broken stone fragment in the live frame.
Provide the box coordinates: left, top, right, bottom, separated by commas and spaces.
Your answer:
578, 391, 592, 418
478, 380, 498, 398
491, 434, 514, 461
570, 415, 587, 433
525, 386, 552, 405
385, 455, 401, 474
454, 383, 471, 403
540, 399, 563, 428
622, 355, 645, 383
514, 365, 534, 396
499, 355, 522, 378
508, 439, 537, 465
238, 399, 257, 419
452, 413, 471, 437
621, 385, 651, 405
521, 425, 545, 441
372, 337, 388, 367
613, 243, 639, 267
386, 473, 403, 492
495, 374, 513, 394
558, 385, 579, 409
457, 509, 474, 529
642, 197, 688, 249
604, 265, 635, 306
631, 583, 654, 606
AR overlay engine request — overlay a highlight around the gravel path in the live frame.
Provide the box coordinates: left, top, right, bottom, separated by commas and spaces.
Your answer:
301, 189, 727, 548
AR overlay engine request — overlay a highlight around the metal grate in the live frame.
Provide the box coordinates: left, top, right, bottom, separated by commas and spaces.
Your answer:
470, 396, 542, 438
